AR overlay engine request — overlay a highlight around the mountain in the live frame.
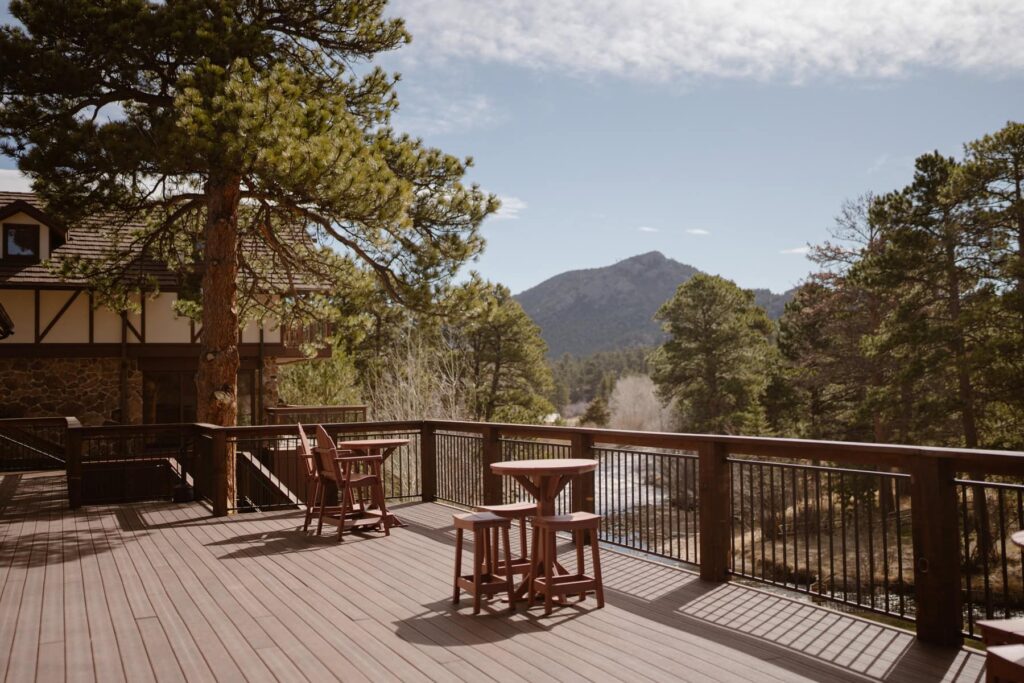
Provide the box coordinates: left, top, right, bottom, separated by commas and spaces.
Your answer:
514, 251, 796, 358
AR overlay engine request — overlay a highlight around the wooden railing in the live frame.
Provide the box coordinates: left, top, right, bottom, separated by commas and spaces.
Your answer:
0, 416, 69, 470
61, 416, 1024, 647
264, 404, 368, 425
281, 321, 335, 350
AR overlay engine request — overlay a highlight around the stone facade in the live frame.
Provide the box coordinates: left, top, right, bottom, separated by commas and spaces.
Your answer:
0, 357, 142, 426
0, 355, 280, 426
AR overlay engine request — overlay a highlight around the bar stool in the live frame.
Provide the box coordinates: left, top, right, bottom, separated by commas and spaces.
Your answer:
986, 644, 1024, 682
530, 512, 604, 616
452, 512, 515, 615
474, 501, 534, 579
979, 618, 1024, 647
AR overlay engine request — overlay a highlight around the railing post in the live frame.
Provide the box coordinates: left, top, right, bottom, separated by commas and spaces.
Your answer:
420, 422, 437, 503
571, 433, 596, 513
482, 426, 502, 505
909, 456, 963, 647
572, 432, 597, 544
210, 427, 229, 517
698, 440, 730, 582
65, 418, 82, 509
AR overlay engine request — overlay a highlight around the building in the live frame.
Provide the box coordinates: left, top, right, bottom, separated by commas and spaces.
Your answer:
0, 191, 318, 425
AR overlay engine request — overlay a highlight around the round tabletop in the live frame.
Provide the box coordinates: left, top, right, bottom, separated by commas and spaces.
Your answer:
335, 438, 409, 449
1012, 530, 1024, 550
490, 458, 598, 477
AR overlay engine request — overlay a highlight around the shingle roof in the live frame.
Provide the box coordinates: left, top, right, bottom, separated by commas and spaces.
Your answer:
0, 191, 321, 291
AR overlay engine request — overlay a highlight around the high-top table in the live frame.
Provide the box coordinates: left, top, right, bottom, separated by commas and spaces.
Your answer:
335, 438, 410, 527
490, 458, 599, 602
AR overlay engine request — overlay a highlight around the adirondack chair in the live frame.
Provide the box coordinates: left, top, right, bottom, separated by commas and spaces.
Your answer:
296, 424, 325, 533
314, 425, 390, 542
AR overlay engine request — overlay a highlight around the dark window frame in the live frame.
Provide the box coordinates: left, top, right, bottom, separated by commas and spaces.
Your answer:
3, 222, 41, 263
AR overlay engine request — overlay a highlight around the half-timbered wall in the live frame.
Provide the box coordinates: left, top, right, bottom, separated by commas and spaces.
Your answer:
0, 289, 282, 346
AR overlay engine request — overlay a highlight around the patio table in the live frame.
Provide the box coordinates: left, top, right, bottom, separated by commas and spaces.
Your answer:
490, 458, 599, 603
335, 438, 410, 527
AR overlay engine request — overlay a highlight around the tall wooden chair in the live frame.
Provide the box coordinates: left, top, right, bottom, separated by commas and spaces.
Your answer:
314, 425, 390, 542
296, 424, 323, 533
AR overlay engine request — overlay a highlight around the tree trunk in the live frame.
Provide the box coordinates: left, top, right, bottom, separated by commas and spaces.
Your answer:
197, 175, 242, 511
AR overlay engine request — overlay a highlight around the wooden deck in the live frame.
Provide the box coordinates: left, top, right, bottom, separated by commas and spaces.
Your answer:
0, 471, 987, 682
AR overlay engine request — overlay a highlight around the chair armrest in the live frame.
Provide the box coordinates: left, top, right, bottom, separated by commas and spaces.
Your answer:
334, 454, 384, 464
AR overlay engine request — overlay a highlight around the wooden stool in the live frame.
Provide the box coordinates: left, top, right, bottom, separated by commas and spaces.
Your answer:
987, 644, 1024, 682
980, 618, 1024, 647
453, 512, 515, 615
475, 501, 534, 578
530, 512, 604, 615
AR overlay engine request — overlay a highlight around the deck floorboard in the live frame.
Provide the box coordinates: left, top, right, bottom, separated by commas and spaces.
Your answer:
0, 471, 988, 682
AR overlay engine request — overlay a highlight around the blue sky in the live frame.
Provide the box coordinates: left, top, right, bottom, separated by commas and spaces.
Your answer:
3, 1, 1023, 294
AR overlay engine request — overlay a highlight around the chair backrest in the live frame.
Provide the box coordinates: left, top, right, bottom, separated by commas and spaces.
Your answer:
296, 424, 317, 480
315, 424, 338, 474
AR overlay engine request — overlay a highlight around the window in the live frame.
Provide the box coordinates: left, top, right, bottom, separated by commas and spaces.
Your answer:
3, 223, 40, 262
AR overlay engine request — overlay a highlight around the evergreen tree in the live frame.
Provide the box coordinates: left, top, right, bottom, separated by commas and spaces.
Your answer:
579, 396, 610, 427
778, 195, 899, 441
446, 279, 554, 423
0, 0, 495, 437
867, 153, 994, 448
960, 122, 1024, 444
651, 274, 777, 434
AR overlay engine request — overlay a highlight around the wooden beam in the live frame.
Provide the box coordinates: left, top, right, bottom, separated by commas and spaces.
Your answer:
36, 290, 81, 343
87, 292, 94, 343
124, 315, 143, 343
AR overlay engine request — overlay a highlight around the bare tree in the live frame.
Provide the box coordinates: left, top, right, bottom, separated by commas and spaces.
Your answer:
609, 375, 674, 432
362, 329, 468, 421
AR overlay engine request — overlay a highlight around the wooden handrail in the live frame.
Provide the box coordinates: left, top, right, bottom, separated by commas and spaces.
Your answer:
424, 419, 1024, 475
264, 404, 368, 425
266, 405, 367, 414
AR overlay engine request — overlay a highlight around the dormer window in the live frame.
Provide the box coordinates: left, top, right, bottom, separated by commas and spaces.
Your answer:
3, 223, 40, 263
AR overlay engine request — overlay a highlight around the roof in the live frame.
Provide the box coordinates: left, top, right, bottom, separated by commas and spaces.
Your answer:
0, 191, 320, 291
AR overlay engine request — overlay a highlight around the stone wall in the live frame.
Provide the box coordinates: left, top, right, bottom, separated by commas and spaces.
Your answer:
0, 357, 142, 426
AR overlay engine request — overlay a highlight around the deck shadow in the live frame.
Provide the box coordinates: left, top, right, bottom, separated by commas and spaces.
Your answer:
398, 511, 981, 683
393, 596, 596, 648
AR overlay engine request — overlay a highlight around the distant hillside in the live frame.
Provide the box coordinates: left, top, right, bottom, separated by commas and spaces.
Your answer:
514, 251, 795, 357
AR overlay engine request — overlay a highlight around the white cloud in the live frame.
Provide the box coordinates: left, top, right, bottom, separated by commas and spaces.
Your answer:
780, 246, 810, 255
637, 226, 659, 233
686, 228, 710, 235
393, 0, 1024, 82
394, 87, 501, 136
0, 169, 31, 192
492, 195, 527, 220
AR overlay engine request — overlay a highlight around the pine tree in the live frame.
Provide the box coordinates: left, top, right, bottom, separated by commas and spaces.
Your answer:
0, 1, 495, 509
651, 274, 777, 434
866, 153, 994, 448
446, 279, 554, 423
960, 122, 1024, 444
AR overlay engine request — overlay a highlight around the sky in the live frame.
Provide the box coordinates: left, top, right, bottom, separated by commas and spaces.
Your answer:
3, 1, 1024, 294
